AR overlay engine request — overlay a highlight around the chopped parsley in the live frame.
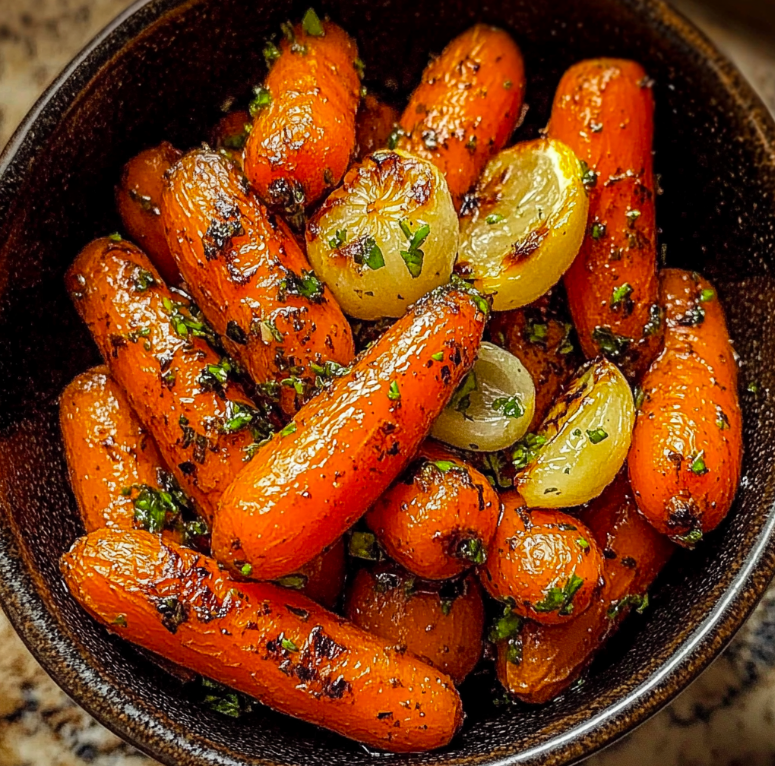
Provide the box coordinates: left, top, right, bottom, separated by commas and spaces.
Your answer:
533, 573, 584, 616
263, 41, 281, 67
200, 678, 252, 718
492, 395, 525, 419
328, 229, 347, 249
108, 232, 123, 242
431, 460, 455, 472
301, 8, 325, 36
643, 303, 663, 336
592, 326, 632, 359
512, 432, 547, 470
747, 381, 761, 395
388, 380, 401, 400
274, 573, 308, 590
132, 267, 155, 293
689, 451, 708, 475
348, 531, 382, 561
279, 269, 325, 302
281, 636, 299, 652
399, 219, 430, 278
261, 318, 284, 344
248, 86, 272, 117
625, 209, 641, 227
451, 370, 477, 415
481, 451, 513, 489
526, 320, 548, 346
675, 528, 703, 546
577, 537, 590, 550
280, 421, 298, 437
161, 296, 217, 346
580, 160, 598, 190
386, 126, 405, 150
611, 282, 633, 310
198, 357, 232, 393
488, 604, 522, 665
432, 351, 444, 361
607, 593, 649, 620
456, 537, 486, 565
240, 563, 253, 577
486, 213, 505, 225
591, 222, 606, 240
716, 408, 730, 430
124, 472, 191, 534
700, 288, 716, 302
586, 428, 608, 444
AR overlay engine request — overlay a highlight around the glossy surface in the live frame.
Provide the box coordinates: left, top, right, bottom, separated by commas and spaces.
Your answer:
208, 109, 251, 170
59, 366, 165, 533
306, 149, 458, 320
115, 141, 183, 285
65, 238, 263, 523
244, 20, 360, 212
458, 139, 588, 311
482, 495, 604, 625
212, 283, 486, 580
431, 341, 535, 452
62, 529, 463, 752
162, 150, 354, 415
517, 358, 635, 508
398, 24, 525, 210
549, 59, 663, 380
345, 566, 486, 684
499, 473, 675, 703
629, 269, 742, 544
366, 441, 501, 580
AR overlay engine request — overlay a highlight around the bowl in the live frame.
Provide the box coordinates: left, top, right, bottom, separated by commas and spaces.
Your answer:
1, 0, 775, 764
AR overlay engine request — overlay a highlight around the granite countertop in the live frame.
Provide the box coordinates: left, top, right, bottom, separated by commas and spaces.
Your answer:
2, 0, 775, 764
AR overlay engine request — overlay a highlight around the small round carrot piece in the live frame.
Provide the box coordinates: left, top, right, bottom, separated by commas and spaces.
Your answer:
629, 269, 742, 545
397, 24, 525, 210
345, 566, 485, 685
62, 529, 463, 753
355, 94, 399, 160
212, 281, 487, 580
115, 142, 182, 285
481, 493, 604, 625
366, 441, 501, 580
162, 150, 355, 416
244, 19, 361, 217
496, 472, 674, 703
548, 59, 663, 380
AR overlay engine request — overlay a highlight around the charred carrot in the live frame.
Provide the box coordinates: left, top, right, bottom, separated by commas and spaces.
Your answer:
162, 150, 355, 416
481, 493, 604, 625
489, 287, 580, 427
345, 566, 485, 685
65, 238, 275, 523
497, 473, 674, 703
548, 59, 662, 380
397, 25, 525, 210
244, 16, 361, 219
115, 142, 183, 285
62, 529, 463, 753
629, 269, 742, 545
355, 94, 400, 160
212, 281, 488, 580
366, 441, 500, 580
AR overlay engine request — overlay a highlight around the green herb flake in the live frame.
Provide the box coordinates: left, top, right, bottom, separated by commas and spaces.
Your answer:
611, 282, 633, 309
526, 321, 548, 345
388, 380, 401, 401
108, 232, 123, 242
112, 615, 128, 628
360, 236, 386, 271
489, 608, 522, 644
457, 537, 486, 565
301, 8, 325, 36
329, 229, 347, 249
689, 451, 708, 475
607, 593, 649, 620
512, 433, 547, 470
432, 351, 444, 362
387, 126, 404, 150
492, 395, 525, 419
248, 86, 272, 117
716, 408, 730, 430
533, 573, 584, 616
261, 318, 284, 344
241, 563, 253, 577
591, 222, 606, 240
580, 160, 598, 190
577, 537, 590, 550
748, 381, 761, 395
263, 41, 281, 67
432, 460, 455, 472
274, 573, 308, 590
634, 386, 645, 410
503, 79, 513, 89
625, 209, 641, 227
451, 370, 477, 415
586, 428, 608, 444
132, 267, 155, 293
676, 528, 703, 546
485, 213, 505, 225
399, 219, 430, 278
353, 57, 365, 78
348, 531, 381, 561
281, 636, 299, 652
280, 422, 298, 437
592, 326, 632, 360
700, 288, 715, 303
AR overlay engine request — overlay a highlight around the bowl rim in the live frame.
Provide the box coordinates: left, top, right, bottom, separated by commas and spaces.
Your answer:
1, 1, 775, 765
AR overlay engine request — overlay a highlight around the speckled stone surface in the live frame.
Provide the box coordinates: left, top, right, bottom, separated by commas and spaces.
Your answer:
2, 0, 775, 764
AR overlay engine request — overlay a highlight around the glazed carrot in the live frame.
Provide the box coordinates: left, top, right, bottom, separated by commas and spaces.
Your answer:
65, 238, 275, 523
489, 287, 580, 427
162, 150, 355, 416
366, 441, 500, 580
345, 566, 485, 685
209, 109, 251, 169
497, 473, 674, 703
212, 281, 488, 580
548, 59, 662, 380
397, 25, 525, 210
629, 269, 742, 545
115, 142, 183, 285
291, 538, 346, 610
60, 366, 165, 532
244, 17, 361, 218
481, 493, 604, 625
355, 94, 399, 160
62, 529, 463, 753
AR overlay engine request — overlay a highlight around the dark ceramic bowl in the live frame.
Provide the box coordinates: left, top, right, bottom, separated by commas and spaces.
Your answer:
1, 0, 774, 764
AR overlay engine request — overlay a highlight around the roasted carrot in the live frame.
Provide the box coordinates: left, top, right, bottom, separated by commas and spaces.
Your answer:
397, 25, 525, 210
244, 17, 361, 219
548, 59, 662, 380
489, 287, 580, 427
497, 472, 674, 703
162, 150, 355, 416
65, 237, 275, 523
366, 441, 500, 580
115, 142, 183, 285
209, 109, 251, 169
290, 538, 346, 610
345, 566, 485, 685
481, 493, 604, 625
62, 529, 463, 753
212, 280, 488, 580
60, 366, 166, 532
355, 94, 399, 160
629, 269, 742, 545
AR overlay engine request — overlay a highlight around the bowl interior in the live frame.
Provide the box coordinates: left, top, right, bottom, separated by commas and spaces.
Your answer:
1, 0, 775, 764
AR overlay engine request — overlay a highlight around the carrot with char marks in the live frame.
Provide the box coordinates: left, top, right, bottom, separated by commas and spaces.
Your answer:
629, 269, 742, 546
162, 150, 355, 416
244, 16, 361, 220
548, 59, 662, 380
65, 238, 275, 523
397, 24, 525, 210
497, 473, 674, 703
115, 142, 183, 285
62, 529, 463, 753
212, 281, 488, 580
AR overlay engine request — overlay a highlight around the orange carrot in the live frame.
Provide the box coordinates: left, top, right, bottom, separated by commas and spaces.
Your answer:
292, 538, 346, 610
62, 529, 463, 753
209, 109, 251, 169
212, 281, 488, 580
356, 94, 399, 160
